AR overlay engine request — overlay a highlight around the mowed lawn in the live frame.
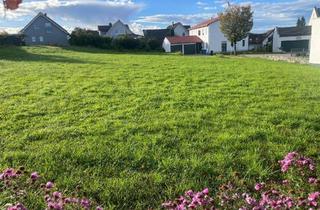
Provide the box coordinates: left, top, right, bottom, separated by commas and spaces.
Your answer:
0, 47, 319, 209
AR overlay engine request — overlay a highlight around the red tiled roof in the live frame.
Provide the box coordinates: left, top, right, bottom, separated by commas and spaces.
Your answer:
165, 36, 203, 44
190, 17, 220, 30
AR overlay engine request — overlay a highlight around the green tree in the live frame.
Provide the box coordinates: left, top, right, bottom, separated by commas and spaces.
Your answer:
219, 4, 253, 55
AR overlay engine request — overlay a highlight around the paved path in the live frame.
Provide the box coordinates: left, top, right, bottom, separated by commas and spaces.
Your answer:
242, 54, 309, 64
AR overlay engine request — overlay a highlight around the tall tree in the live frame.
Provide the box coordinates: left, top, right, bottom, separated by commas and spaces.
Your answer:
219, 4, 253, 55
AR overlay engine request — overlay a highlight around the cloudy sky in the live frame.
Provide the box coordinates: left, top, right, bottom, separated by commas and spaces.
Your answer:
0, 0, 319, 34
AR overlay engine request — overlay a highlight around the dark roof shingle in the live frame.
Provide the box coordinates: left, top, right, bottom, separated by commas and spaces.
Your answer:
143, 29, 173, 41
98, 25, 112, 33
277, 26, 311, 37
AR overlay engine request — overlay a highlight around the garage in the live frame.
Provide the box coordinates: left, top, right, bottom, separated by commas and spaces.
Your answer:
281, 40, 309, 52
163, 36, 203, 54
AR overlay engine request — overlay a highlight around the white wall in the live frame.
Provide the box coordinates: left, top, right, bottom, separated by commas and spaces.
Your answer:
310, 19, 320, 64
189, 21, 249, 53
162, 38, 171, 52
106, 21, 133, 38
174, 24, 189, 36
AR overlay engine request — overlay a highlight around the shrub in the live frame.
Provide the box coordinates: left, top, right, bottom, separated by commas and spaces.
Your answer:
69, 28, 112, 49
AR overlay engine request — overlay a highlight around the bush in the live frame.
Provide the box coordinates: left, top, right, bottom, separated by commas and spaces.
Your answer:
0, 34, 25, 46
69, 28, 162, 51
69, 28, 112, 49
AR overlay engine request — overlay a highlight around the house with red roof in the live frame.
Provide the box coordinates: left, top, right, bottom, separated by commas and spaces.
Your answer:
189, 17, 249, 54
162, 36, 203, 54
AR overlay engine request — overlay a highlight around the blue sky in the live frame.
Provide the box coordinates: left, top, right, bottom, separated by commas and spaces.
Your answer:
0, 0, 319, 34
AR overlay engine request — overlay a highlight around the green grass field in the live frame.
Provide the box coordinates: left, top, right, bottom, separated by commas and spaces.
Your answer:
0, 46, 319, 209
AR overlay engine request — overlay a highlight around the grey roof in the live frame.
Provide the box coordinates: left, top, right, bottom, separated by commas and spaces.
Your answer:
20, 12, 69, 35
277, 26, 311, 37
249, 29, 274, 45
98, 25, 112, 33
143, 29, 173, 41
316, 7, 320, 17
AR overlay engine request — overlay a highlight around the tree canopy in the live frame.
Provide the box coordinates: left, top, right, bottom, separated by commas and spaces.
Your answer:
219, 4, 253, 54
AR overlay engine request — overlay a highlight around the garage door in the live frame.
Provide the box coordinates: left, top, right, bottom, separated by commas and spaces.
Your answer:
281, 40, 309, 52
183, 44, 196, 55
171, 45, 182, 53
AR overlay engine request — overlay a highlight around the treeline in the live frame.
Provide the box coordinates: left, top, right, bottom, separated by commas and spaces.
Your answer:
69, 28, 162, 51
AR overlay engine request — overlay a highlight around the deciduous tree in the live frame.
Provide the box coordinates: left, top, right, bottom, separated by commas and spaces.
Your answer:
219, 4, 253, 55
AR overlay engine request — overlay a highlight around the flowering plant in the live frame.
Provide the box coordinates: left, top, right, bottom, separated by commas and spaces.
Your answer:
162, 152, 319, 210
0, 167, 103, 210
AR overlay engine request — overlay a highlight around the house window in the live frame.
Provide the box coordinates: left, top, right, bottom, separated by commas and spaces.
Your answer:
32, 36, 36, 42
45, 22, 52, 33
221, 41, 227, 52
39, 36, 44, 42
242, 40, 246, 47
198, 30, 201, 36
182, 32, 185, 36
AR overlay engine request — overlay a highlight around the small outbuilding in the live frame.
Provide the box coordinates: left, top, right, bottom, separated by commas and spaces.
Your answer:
162, 36, 203, 54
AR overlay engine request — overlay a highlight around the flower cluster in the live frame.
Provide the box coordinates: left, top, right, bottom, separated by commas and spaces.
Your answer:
279, 152, 315, 172
162, 152, 319, 210
162, 188, 214, 209
0, 168, 103, 210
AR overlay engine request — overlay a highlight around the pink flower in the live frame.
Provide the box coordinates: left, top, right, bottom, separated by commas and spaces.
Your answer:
202, 188, 209, 195
96, 206, 104, 210
30, 172, 40, 181
254, 183, 265, 191
308, 192, 320, 202
81, 199, 91, 208
46, 181, 54, 189
52, 191, 62, 199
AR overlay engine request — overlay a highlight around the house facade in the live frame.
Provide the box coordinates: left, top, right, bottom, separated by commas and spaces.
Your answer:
272, 26, 311, 53
309, 7, 320, 64
143, 22, 190, 43
248, 29, 274, 51
98, 20, 138, 38
189, 17, 249, 54
20, 12, 69, 46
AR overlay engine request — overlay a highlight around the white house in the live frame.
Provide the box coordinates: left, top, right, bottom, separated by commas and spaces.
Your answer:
309, 7, 320, 64
167, 22, 190, 36
98, 20, 138, 38
272, 26, 311, 53
189, 17, 249, 54
162, 36, 203, 54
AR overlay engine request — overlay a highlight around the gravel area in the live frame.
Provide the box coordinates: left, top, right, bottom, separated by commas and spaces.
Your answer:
242, 54, 310, 64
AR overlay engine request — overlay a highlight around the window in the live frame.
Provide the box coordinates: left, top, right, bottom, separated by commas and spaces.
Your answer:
39, 36, 44, 42
45, 22, 52, 33
182, 32, 185, 36
32, 36, 36, 42
221, 41, 227, 52
242, 40, 246, 47
198, 30, 201, 36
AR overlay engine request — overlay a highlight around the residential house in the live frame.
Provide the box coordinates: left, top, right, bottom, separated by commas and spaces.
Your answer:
272, 26, 311, 53
20, 12, 69, 46
98, 20, 139, 38
309, 7, 320, 64
248, 29, 274, 51
162, 36, 203, 54
143, 22, 190, 42
189, 17, 249, 54
167, 22, 190, 36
